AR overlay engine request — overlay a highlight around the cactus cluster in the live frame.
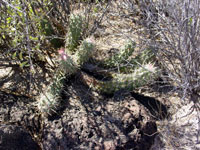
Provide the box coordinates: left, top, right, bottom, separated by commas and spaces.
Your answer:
81, 42, 158, 94
37, 15, 94, 117
37, 14, 158, 116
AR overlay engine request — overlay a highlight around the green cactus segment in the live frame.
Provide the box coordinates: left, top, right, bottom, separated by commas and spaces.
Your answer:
60, 56, 78, 75
116, 41, 136, 62
103, 42, 156, 74
104, 41, 136, 68
74, 39, 94, 66
84, 63, 158, 94
66, 15, 84, 53
132, 48, 156, 65
37, 89, 60, 116
37, 70, 65, 116
50, 72, 66, 96
37, 63, 74, 116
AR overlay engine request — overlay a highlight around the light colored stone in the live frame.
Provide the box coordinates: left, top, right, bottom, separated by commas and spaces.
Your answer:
104, 140, 116, 150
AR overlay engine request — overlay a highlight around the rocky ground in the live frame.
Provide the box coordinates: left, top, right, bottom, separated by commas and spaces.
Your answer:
0, 75, 170, 150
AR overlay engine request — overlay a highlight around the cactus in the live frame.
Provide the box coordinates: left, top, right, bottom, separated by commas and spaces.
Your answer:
133, 48, 156, 64
37, 67, 66, 116
37, 90, 60, 116
78, 40, 158, 95
37, 43, 94, 116
104, 41, 136, 68
103, 42, 156, 74
37, 40, 94, 116
37, 70, 64, 116
37, 14, 157, 116
81, 63, 158, 94
37, 14, 96, 117
66, 15, 84, 53
74, 38, 95, 66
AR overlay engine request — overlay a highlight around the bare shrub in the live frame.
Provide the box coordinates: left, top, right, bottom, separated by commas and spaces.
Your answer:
137, 0, 200, 149
150, 101, 200, 150
119, 0, 200, 149
138, 0, 200, 106
162, 1, 200, 106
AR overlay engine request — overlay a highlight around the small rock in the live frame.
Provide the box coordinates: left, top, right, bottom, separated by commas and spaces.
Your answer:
103, 140, 116, 150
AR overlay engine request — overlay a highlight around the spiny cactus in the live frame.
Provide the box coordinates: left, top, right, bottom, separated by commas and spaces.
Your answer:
37, 70, 64, 116
103, 41, 156, 74
37, 90, 60, 116
78, 40, 158, 94
104, 41, 136, 68
133, 48, 155, 64
82, 63, 158, 94
37, 68, 66, 116
37, 39, 94, 116
37, 13, 95, 116
66, 15, 84, 53
116, 41, 136, 62
74, 38, 95, 66
58, 48, 78, 75
37, 13, 156, 116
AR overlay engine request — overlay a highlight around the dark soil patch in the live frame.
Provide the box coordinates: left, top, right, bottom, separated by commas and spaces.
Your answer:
0, 125, 40, 150
131, 92, 169, 120
0, 75, 163, 150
